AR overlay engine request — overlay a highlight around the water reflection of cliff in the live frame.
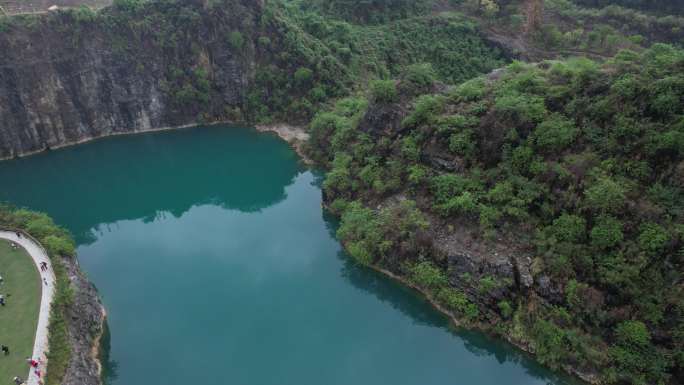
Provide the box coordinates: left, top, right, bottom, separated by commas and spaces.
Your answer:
0, 126, 302, 244
99, 320, 119, 385
325, 213, 578, 385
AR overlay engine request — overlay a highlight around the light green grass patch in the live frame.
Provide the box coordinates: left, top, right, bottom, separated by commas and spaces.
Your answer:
0, 239, 40, 382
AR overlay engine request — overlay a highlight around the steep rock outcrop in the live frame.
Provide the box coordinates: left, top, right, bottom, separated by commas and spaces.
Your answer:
62, 255, 105, 385
0, 0, 260, 159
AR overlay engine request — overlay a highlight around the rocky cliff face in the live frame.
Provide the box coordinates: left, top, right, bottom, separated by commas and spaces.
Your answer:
0, 0, 261, 159
61, 255, 105, 385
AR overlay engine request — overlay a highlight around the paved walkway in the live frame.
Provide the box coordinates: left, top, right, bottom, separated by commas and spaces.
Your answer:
0, 231, 55, 385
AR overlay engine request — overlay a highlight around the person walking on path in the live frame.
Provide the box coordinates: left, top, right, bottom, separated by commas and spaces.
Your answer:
39, 262, 47, 272
26, 358, 39, 368
0, 294, 5, 306
13, 376, 24, 385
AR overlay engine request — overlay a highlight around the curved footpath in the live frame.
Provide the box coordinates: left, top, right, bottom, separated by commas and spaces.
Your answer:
0, 231, 55, 385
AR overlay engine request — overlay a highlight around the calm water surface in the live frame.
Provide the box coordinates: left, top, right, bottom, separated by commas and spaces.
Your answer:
0, 126, 577, 385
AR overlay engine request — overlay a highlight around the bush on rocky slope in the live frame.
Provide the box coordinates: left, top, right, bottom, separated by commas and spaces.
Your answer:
313, 44, 684, 384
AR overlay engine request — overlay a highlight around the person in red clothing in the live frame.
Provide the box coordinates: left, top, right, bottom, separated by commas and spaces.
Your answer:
26, 357, 38, 368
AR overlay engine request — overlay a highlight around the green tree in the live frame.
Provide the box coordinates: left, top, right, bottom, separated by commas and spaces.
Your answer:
294, 67, 314, 87
584, 177, 626, 213
498, 300, 513, 319
403, 63, 437, 94
494, 92, 547, 124
610, 321, 669, 385
638, 223, 670, 254
449, 129, 476, 158
409, 261, 448, 292
531, 319, 567, 368
337, 202, 383, 265
590, 215, 624, 249
532, 113, 578, 152
42, 235, 76, 257
227, 30, 245, 50
369, 79, 398, 103
550, 214, 586, 243
402, 95, 445, 128
438, 288, 480, 321
401, 136, 421, 162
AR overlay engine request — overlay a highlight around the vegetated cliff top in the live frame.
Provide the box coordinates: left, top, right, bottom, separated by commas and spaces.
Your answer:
0, 0, 508, 160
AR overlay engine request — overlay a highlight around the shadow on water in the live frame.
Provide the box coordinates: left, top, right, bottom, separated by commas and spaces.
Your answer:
0, 126, 302, 244
99, 320, 119, 385
338, 250, 445, 327
338, 252, 579, 384
323, 210, 579, 385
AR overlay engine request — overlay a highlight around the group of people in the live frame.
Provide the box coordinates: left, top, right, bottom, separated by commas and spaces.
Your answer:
0, 272, 3, 306
9, 356, 45, 384
1, 237, 51, 306
5, 232, 49, 385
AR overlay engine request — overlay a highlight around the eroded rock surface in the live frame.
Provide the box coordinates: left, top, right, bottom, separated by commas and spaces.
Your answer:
0, 0, 260, 159
62, 256, 105, 385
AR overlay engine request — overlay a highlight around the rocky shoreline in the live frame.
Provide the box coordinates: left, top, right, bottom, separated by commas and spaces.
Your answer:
255, 124, 312, 164
0, 120, 311, 164
372, 264, 599, 384
0, 123, 202, 162
61, 256, 106, 385
311, 188, 603, 383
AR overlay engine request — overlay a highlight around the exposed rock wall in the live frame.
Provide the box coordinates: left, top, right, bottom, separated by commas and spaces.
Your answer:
0, 0, 260, 159
61, 255, 105, 385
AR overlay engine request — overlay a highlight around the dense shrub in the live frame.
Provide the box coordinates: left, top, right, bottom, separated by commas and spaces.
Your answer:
369, 79, 398, 103
590, 215, 624, 249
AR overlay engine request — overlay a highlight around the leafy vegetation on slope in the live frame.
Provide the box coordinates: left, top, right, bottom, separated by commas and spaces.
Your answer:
301, 0, 434, 24
247, 0, 505, 123
545, 0, 684, 47
312, 44, 684, 384
441, 0, 683, 60
0, 0, 504, 125
570, 0, 684, 16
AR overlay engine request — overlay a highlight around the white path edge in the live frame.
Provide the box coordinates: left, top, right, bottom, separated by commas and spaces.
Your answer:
0, 230, 55, 385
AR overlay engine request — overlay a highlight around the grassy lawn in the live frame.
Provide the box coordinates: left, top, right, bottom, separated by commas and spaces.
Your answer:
0, 239, 40, 384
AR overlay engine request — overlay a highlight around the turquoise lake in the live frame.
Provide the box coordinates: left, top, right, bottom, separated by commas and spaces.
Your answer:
0, 125, 578, 385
